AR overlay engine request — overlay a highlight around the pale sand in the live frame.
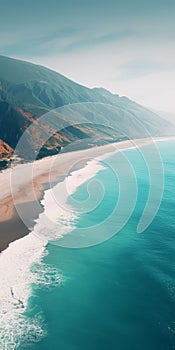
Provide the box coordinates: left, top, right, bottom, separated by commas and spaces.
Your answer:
0, 136, 174, 251
0, 136, 173, 221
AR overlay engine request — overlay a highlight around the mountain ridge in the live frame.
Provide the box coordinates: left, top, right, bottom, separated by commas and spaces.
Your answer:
0, 55, 174, 168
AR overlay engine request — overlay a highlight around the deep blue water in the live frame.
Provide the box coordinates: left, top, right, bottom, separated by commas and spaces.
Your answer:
19, 141, 175, 350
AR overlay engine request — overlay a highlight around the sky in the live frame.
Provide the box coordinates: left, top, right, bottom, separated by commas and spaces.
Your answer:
0, 0, 175, 113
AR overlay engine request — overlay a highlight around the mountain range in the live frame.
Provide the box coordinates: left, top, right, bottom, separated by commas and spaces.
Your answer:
0, 55, 174, 168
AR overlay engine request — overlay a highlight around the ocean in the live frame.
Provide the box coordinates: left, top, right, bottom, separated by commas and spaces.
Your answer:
1, 140, 175, 350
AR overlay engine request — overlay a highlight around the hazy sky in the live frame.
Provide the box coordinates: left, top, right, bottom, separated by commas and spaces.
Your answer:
1, 0, 175, 112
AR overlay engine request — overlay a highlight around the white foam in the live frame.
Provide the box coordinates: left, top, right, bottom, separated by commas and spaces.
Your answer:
32, 158, 105, 237
0, 230, 63, 349
0, 233, 47, 349
65, 159, 105, 195
0, 157, 105, 349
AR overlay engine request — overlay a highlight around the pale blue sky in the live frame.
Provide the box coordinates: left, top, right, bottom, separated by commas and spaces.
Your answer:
0, 0, 175, 112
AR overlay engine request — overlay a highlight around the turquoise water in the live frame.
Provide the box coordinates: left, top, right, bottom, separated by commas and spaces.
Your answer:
19, 141, 175, 350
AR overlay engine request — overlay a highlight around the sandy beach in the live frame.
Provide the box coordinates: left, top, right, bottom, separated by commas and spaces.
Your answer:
0, 136, 173, 252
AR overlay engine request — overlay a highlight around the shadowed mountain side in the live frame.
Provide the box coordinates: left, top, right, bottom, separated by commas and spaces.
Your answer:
0, 55, 174, 165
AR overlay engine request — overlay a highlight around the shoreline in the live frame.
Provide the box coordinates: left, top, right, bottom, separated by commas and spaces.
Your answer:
0, 136, 174, 253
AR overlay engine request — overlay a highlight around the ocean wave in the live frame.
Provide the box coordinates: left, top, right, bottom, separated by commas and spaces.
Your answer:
31, 259, 64, 289
0, 157, 105, 349
0, 234, 62, 349
32, 158, 105, 243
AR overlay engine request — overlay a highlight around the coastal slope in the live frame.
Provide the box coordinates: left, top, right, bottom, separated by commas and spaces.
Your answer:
0, 55, 174, 167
